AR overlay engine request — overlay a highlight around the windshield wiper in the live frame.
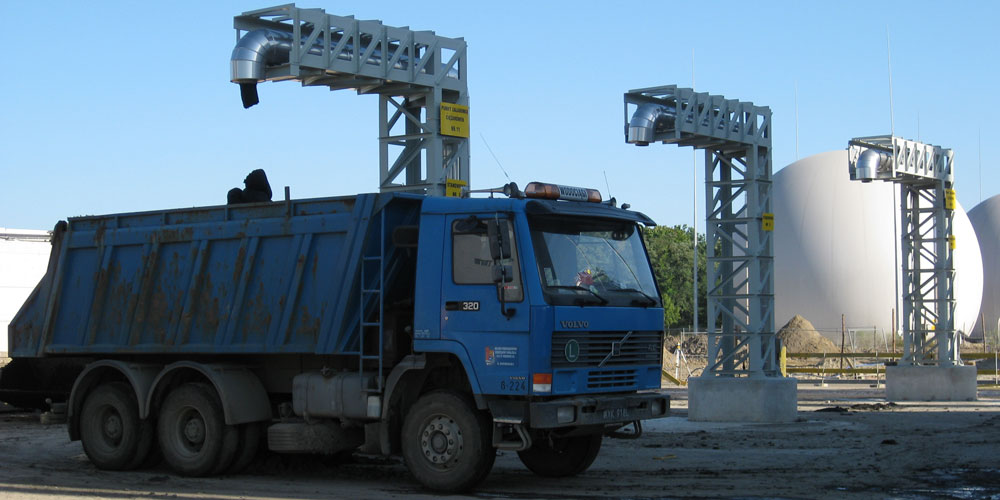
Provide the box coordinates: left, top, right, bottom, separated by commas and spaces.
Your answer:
608, 287, 658, 307
545, 285, 609, 305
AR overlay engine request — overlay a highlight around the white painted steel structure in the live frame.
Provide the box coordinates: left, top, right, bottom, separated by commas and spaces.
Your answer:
1, 229, 51, 355
847, 136, 959, 366
231, 4, 469, 197
625, 85, 777, 377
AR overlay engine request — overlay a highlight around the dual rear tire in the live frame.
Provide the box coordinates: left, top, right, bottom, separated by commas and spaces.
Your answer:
80, 381, 261, 476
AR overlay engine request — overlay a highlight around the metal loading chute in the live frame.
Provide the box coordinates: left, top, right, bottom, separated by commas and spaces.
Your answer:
627, 103, 676, 146
230, 29, 291, 108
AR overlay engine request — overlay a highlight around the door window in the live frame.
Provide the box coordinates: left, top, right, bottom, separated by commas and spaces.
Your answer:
452, 217, 523, 302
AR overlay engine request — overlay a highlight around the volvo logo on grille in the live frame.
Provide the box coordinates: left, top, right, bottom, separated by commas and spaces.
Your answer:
564, 339, 580, 363
560, 320, 589, 329
599, 330, 634, 367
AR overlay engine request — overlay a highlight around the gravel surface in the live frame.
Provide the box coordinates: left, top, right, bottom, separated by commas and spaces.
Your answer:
2, 383, 1000, 499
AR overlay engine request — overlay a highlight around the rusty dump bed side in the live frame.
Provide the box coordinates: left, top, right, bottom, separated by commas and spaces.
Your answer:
8, 193, 422, 358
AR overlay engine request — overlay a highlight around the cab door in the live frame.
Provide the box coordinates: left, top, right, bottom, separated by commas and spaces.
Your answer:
441, 213, 531, 395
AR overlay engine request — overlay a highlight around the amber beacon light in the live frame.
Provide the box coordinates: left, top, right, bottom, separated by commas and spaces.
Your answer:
524, 182, 602, 203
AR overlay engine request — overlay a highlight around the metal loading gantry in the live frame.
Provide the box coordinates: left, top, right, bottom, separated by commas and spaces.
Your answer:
625, 85, 796, 422
230, 4, 470, 197
848, 136, 976, 401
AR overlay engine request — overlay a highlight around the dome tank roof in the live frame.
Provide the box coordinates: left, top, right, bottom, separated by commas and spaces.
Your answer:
773, 150, 983, 342
968, 195, 1000, 339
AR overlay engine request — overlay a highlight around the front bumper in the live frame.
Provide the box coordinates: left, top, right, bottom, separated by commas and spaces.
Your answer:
528, 391, 670, 429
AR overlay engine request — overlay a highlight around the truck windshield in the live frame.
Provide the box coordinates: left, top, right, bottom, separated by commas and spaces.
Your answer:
528, 216, 660, 307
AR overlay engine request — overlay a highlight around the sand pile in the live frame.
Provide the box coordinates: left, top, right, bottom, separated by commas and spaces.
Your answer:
777, 315, 840, 353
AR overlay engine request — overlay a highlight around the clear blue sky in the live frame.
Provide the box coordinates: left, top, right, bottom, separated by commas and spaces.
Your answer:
2, 1, 997, 230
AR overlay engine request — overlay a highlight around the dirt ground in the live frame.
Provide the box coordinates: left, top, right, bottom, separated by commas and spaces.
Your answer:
2, 383, 1000, 500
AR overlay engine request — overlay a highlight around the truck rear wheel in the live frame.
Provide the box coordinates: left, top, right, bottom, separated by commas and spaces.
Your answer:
79, 381, 154, 470
401, 391, 495, 492
517, 433, 602, 477
158, 383, 233, 476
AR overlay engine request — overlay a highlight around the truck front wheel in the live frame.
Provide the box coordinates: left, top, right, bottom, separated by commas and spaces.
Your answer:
157, 383, 236, 476
517, 433, 602, 477
401, 391, 495, 492
79, 381, 154, 470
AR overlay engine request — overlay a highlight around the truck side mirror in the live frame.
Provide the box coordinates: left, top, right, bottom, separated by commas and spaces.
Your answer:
487, 219, 512, 260
492, 264, 514, 283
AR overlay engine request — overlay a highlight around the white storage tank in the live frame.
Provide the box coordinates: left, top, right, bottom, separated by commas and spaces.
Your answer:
968, 195, 1000, 340
773, 150, 983, 342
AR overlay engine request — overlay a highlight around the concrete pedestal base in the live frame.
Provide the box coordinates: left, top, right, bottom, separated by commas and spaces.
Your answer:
687, 376, 798, 422
885, 365, 977, 401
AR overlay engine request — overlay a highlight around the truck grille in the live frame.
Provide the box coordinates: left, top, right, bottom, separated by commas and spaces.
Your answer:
551, 330, 662, 368
587, 369, 637, 389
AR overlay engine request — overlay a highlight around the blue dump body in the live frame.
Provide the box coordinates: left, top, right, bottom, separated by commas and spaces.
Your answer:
10, 193, 421, 358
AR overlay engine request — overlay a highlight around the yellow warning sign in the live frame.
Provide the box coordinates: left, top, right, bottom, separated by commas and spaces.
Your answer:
445, 178, 468, 198
944, 188, 956, 210
440, 103, 470, 138
949, 234, 957, 250
762, 213, 774, 232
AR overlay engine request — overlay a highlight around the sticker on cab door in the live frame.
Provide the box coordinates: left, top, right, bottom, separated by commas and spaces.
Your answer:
485, 346, 518, 367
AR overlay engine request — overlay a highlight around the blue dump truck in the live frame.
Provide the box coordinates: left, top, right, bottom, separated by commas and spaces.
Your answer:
1, 182, 668, 491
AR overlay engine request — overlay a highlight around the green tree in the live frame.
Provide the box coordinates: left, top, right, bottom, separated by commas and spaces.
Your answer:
642, 225, 707, 330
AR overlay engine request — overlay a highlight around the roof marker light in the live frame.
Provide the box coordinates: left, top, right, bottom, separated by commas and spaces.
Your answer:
524, 182, 602, 203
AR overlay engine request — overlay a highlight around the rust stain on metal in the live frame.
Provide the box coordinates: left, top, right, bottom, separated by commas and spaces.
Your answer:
244, 282, 273, 342
89, 262, 112, 330
296, 306, 321, 342
10, 318, 35, 353
157, 227, 195, 243
193, 274, 220, 336
170, 251, 181, 275
106, 264, 132, 339
147, 288, 170, 345
167, 287, 185, 346
93, 225, 107, 246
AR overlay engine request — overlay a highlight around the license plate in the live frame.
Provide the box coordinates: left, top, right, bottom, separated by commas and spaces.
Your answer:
601, 407, 632, 420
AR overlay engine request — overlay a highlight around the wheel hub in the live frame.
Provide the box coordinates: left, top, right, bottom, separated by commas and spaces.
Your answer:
183, 415, 206, 444
102, 411, 123, 441
420, 416, 463, 467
